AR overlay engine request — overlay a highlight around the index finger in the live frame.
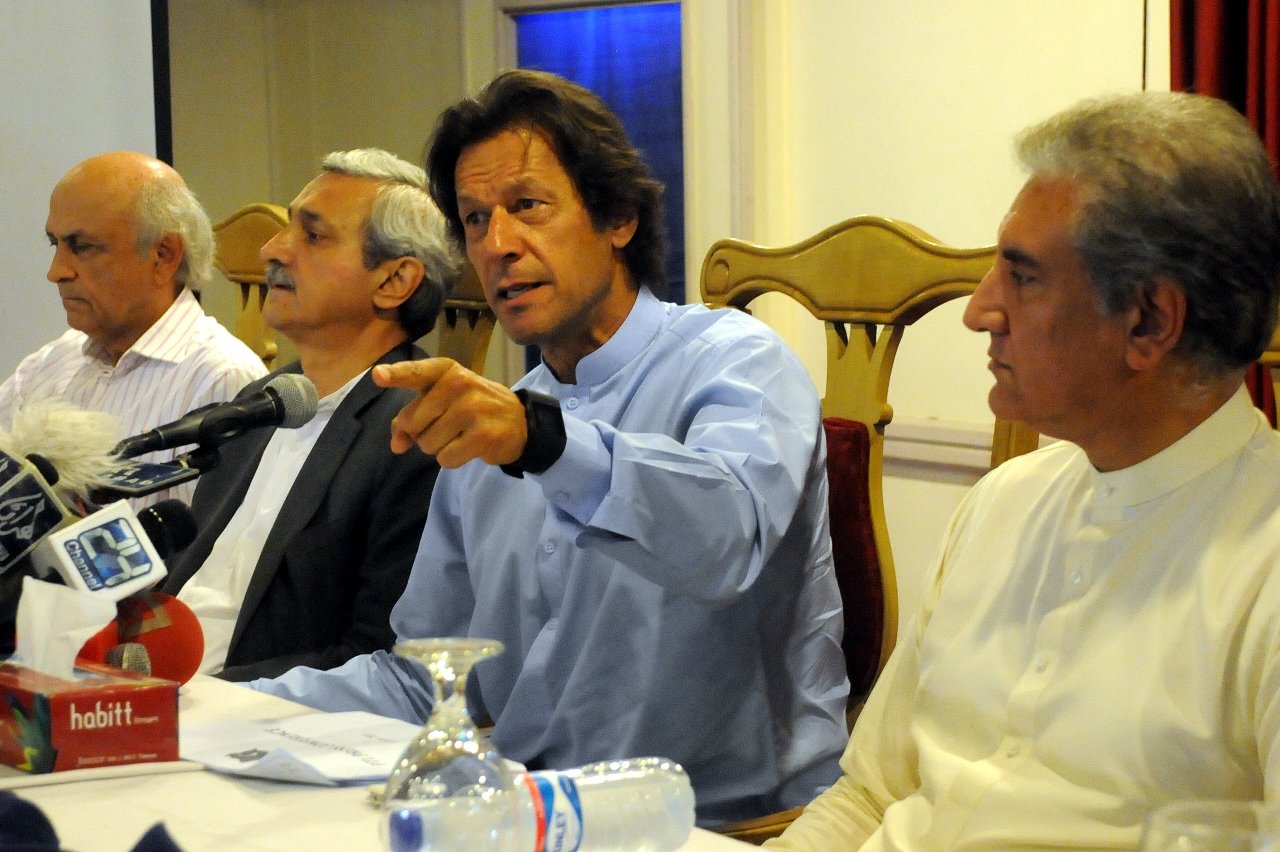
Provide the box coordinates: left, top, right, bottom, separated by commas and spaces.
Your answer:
371, 357, 457, 393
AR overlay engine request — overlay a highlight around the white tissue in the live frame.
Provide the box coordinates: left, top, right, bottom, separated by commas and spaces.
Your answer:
11, 576, 116, 680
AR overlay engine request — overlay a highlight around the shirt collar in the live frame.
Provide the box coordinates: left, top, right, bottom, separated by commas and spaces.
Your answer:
317, 368, 367, 416
562, 286, 664, 388
82, 288, 204, 367
1092, 384, 1266, 509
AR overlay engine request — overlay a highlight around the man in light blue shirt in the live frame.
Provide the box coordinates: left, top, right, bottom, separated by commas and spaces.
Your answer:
252, 69, 849, 824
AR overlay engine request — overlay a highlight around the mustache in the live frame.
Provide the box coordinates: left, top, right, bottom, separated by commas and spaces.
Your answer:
265, 262, 295, 289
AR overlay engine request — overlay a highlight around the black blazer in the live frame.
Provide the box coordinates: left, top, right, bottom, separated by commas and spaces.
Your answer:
163, 342, 438, 681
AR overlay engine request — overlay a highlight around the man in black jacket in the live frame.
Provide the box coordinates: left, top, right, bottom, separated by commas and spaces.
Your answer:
164, 149, 459, 681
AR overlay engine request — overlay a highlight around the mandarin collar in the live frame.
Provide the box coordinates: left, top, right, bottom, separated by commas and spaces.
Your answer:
1092, 385, 1265, 509
553, 287, 664, 388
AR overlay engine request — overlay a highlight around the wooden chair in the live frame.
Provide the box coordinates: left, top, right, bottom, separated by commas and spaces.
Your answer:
212, 203, 288, 369
702, 216, 1016, 844
436, 263, 496, 373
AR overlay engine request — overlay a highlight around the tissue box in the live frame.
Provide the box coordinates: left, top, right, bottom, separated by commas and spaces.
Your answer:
0, 660, 178, 773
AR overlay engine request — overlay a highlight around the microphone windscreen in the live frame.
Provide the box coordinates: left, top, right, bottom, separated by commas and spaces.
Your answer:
104, 642, 152, 676
116, 590, 204, 684
2, 401, 121, 501
136, 499, 198, 560
268, 374, 319, 429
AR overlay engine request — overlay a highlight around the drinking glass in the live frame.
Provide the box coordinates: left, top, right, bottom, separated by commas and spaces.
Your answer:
383, 637, 511, 803
1141, 800, 1280, 851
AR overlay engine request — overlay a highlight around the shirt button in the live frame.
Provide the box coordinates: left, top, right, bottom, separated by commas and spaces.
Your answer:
565, 397, 579, 410
542, 542, 556, 554
1033, 655, 1048, 673
1071, 571, 1083, 585
1006, 742, 1021, 758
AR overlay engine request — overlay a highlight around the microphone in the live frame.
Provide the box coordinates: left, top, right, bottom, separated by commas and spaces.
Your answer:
67, 501, 202, 681
136, 499, 199, 560
114, 374, 319, 459
24, 496, 197, 600
0, 400, 124, 576
0, 449, 78, 576
105, 641, 151, 675
78, 591, 205, 684
25, 500, 169, 601
115, 591, 204, 684
1, 401, 120, 504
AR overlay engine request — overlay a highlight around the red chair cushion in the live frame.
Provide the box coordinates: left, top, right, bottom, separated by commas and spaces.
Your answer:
822, 417, 884, 699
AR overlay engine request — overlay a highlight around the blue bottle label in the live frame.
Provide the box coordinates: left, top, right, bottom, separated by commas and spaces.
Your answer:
529, 772, 584, 852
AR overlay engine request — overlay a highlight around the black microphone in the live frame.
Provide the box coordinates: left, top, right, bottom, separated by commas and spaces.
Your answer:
135, 499, 198, 560
114, 374, 319, 459
0, 449, 78, 576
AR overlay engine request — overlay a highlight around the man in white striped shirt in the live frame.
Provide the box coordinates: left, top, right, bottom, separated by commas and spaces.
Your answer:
0, 151, 267, 506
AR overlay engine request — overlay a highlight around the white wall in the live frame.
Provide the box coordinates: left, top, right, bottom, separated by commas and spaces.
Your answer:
0, 1, 156, 377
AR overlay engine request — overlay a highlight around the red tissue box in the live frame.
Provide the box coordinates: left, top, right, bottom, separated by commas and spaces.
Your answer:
0, 660, 178, 773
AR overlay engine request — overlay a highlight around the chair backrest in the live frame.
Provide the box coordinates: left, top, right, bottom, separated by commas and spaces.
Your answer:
702, 215, 1014, 708
212, 203, 288, 369
436, 263, 496, 373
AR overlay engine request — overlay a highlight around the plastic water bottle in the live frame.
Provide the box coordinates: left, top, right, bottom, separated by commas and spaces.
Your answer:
382, 756, 695, 852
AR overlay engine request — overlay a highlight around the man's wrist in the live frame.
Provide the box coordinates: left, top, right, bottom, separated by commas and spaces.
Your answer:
500, 389, 567, 478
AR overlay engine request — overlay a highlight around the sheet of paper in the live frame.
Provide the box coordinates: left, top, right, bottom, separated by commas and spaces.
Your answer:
180, 711, 421, 786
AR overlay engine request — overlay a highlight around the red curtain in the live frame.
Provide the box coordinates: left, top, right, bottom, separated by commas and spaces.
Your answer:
1171, 0, 1280, 425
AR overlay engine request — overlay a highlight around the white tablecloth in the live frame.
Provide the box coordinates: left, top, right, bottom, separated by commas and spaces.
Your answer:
4, 675, 753, 851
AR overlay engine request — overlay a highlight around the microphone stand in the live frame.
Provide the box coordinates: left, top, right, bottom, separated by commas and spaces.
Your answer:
175, 444, 222, 475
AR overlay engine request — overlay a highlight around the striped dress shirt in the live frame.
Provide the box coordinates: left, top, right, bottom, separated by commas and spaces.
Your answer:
0, 288, 267, 506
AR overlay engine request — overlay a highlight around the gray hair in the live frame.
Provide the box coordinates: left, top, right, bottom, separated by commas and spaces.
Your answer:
1016, 91, 1280, 379
133, 177, 215, 292
321, 148, 461, 338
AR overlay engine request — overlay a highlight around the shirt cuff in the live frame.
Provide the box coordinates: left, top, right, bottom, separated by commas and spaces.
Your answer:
532, 414, 612, 526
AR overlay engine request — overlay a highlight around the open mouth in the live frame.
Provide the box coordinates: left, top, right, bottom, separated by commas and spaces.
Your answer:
499, 282, 543, 300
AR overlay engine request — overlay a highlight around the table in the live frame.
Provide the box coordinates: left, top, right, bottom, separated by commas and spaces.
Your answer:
3, 676, 753, 851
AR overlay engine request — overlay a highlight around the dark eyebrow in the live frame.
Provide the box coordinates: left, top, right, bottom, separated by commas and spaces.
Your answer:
457, 175, 551, 209
455, 191, 484, 210
295, 208, 325, 230
1001, 246, 1040, 268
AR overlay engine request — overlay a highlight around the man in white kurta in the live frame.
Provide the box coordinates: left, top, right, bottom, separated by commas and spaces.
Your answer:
773, 92, 1280, 850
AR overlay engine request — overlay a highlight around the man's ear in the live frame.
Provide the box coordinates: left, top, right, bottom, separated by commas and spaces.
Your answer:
1125, 276, 1186, 372
152, 233, 185, 287
373, 257, 426, 310
607, 214, 638, 250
